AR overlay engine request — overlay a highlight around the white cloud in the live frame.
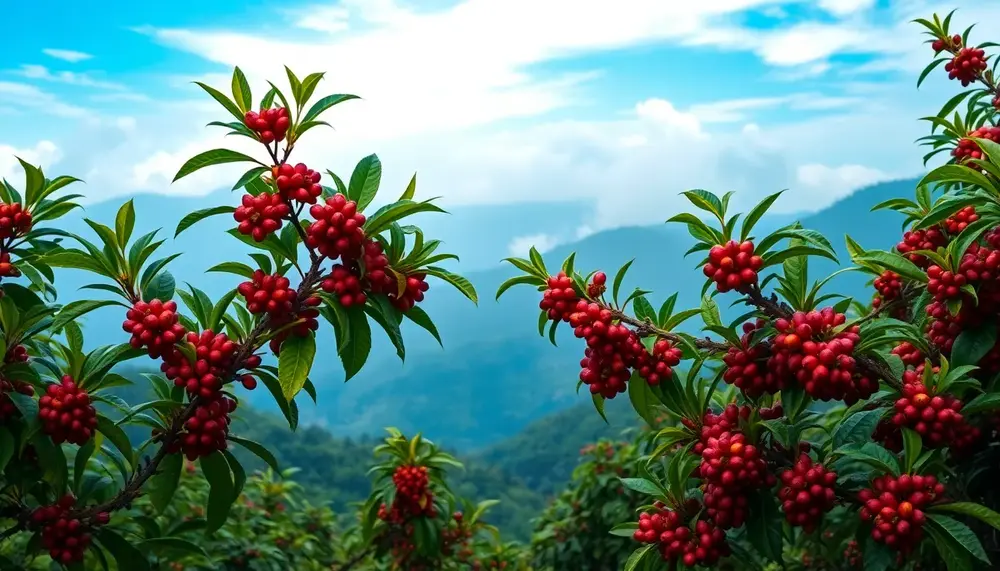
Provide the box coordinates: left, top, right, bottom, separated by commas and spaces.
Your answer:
15, 65, 127, 91
0, 81, 89, 118
0, 141, 62, 182
687, 93, 859, 123
42, 49, 93, 63
508, 233, 562, 257
817, 0, 877, 17
795, 163, 891, 205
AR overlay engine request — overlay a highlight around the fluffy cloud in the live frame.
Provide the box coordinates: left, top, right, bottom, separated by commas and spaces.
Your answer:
15, 65, 127, 91
0, 141, 62, 181
507, 233, 562, 257
41, 49, 93, 63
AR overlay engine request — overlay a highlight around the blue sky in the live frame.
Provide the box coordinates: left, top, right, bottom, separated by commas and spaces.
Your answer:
1, 0, 996, 263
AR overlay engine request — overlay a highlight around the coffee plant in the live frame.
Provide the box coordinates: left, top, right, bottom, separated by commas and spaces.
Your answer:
499, 9, 1000, 571
357, 429, 528, 570
0, 65, 477, 569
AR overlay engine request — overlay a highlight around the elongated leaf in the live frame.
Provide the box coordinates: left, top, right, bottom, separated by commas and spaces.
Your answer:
96, 415, 134, 466
927, 514, 990, 564
741, 190, 784, 241
404, 306, 442, 347
833, 408, 886, 449
194, 81, 244, 121
200, 451, 234, 534
856, 250, 929, 283
302, 93, 360, 124
951, 324, 997, 367
348, 154, 382, 212
932, 503, 1000, 532
96, 529, 150, 571
425, 267, 477, 304
278, 333, 316, 400
628, 374, 659, 427
173, 150, 259, 183
175, 206, 237, 238
53, 300, 123, 331
341, 307, 372, 381
231, 66, 252, 112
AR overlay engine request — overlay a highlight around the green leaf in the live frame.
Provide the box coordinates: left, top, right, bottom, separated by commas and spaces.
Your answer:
302, 93, 360, 124
194, 81, 244, 121
96, 415, 134, 466
591, 393, 609, 424
618, 477, 660, 496
608, 522, 639, 537
918, 164, 999, 196
137, 537, 210, 561
143, 270, 176, 303
347, 153, 382, 212
961, 393, 1000, 415
53, 300, 123, 332
364, 198, 447, 235
173, 149, 260, 183
174, 205, 237, 238
425, 266, 478, 304
231, 66, 252, 112
623, 545, 656, 571
951, 323, 997, 367
200, 451, 235, 534
612, 259, 634, 304
404, 306, 442, 347
232, 166, 269, 190
341, 307, 372, 381
228, 435, 282, 474
700, 295, 722, 328
114, 200, 135, 250
400, 173, 417, 201
741, 190, 784, 241
926, 514, 990, 565
932, 503, 1000, 532
207, 261, 256, 279
0, 429, 13, 473
95, 529, 150, 571
747, 492, 783, 563
627, 373, 659, 427
833, 408, 886, 449
901, 427, 922, 473
856, 250, 929, 283
277, 333, 316, 400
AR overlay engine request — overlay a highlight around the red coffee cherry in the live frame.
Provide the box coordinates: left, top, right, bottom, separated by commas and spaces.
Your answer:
703, 240, 763, 293
958, 242, 1000, 282
892, 368, 969, 448
760, 402, 783, 420
233, 192, 289, 242
161, 330, 238, 399
859, 473, 945, 553
844, 540, 862, 567
633, 505, 730, 567
31, 495, 107, 564
4, 344, 28, 364
540, 272, 579, 322
570, 300, 645, 398
267, 296, 321, 355
0, 377, 34, 423
389, 465, 436, 518
778, 454, 837, 532
953, 126, 1000, 168
390, 272, 429, 312
306, 194, 367, 259
272, 163, 323, 204
926, 264, 966, 300
723, 319, 787, 398
243, 107, 290, 144
321, 264, 367, 307
896, 228, 948, 269
945, 46, 987, 86
122, 299, 187, 358
237, 270, 296, 316
874, 270, 902, 300
175, 394, 237, 460
698, 429, 773, 529
0, 202, 31, 239
38, 376, 97, 445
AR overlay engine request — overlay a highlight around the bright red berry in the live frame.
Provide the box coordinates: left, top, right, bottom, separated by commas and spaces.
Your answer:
38, 376, 96, 445
540, 272, 579, 322
703, 240, 763, 293
233, 192, 290, 242
0, 377, 34, 424
175, 394, 237, 460
122, 299, 187, 359
243, 107, 290, 144
723, 319, 787, 398
306, 194, 367, 260
272, 163, 323, 204
633, 505, 729, 567
953, 126, 1000, 168
859, 474, 945, 553
237, 271, 297, 316
160, 330, 238, 399
945, 46, 987, 86
896, 228, 948, 269
0, 202, 32, 239
778, 454, 837, 532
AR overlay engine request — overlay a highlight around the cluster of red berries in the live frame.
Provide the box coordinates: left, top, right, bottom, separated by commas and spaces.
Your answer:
267, 296, 321, 354
945, 46, 988, 86
570, 301, 645, 398
352, 238, 391, 289
0, 377, 34, 423
633, 502, 730, 567
891, 369, 970, 448
891, 342, 924, 367
38, 376, 97, 445
272, 163, 323, 204
931, 34, 962, 53
635, 338, 683, 386
0, 251, 21, 279
926, 264, 967, 300
540, 272, 579, 322
945, 206, 979, 234
387, 465, 437, 519
175, 395, 238, 460
322, 264, 367, 307
389, 272, 430, 312
305, 194, 367, 260
122, 299, 187, 359
772, 309, 875, 404
161, 330, 237, 399
723, 320, 786, 398
699, 429, 773, 529
243, 107, 290, 144
859, 474, 945, 553
953, 126, 1000, 167
233, 192, 289, 242
238, 271, 297, 316
924, 300, 967, 353
874, 270, 903, 301
778, 454, 837, 532
31, 495, 109, 564
759, 402, 783, 420
702, 240, 763, 293
958, 242, 1000, 283
896, 227, 948, 268
844, 540, 862, 567
3, 344, 27, 364
0, 202, 32, 239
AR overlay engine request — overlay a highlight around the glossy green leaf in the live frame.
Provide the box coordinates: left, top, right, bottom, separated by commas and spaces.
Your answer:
173, 150, 260, 183
278, 333, 316, 400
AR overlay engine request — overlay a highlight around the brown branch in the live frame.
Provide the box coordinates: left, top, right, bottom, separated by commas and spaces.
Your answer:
608, 308, 729, 353
335, 547, 374, 571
